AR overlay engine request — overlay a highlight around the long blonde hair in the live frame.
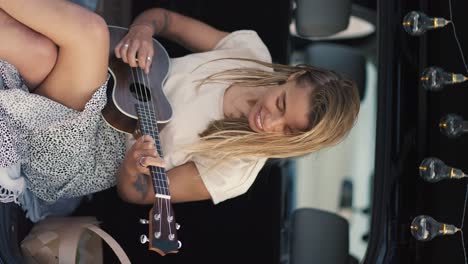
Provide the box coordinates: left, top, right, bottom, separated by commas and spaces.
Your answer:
189, 58, 360, 160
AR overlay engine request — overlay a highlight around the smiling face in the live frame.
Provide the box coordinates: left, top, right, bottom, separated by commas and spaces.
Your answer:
247, 79, 312, 134
200, 63, 360, 160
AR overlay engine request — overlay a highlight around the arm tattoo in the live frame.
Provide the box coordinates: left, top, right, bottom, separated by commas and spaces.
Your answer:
133, 173, 150, 200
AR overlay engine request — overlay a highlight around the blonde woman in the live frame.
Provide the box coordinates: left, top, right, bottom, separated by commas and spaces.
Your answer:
115, 8, 360, 205
0, 4, 359, 218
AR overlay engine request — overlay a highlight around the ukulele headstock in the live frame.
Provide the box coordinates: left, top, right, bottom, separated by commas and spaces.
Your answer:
141, 199, 180, 255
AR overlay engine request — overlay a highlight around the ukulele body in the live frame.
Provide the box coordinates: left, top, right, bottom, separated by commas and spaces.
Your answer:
102, 25, 172, 135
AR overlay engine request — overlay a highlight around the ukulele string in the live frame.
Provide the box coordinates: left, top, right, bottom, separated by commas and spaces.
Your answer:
137, 65, 167, 236
144, 67, 174, 237
135, 61, 173, 237
139, 68, 165, 195
129, 64, 165, 236
130, 67, 162, 236
130, 64, 163, 202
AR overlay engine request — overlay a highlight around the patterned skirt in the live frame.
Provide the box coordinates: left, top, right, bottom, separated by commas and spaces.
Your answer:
0, 60, 126, 203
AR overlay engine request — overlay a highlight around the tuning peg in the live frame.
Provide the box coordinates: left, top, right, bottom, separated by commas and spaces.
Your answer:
139, 219, 149, 224
176, 223, 181, 230
178, 240, 182, 249
140, 235, 149, 244
154, 231, 161, 239
154, 213, 161, 221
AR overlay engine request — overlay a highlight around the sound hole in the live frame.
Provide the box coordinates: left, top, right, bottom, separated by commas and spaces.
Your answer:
130, 83, 151, 102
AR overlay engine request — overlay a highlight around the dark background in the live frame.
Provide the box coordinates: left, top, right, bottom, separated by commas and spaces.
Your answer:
131, 0, 292, 64
12, 0, 468, 263
368, 0, 468, 263
86, 0, 380, 263
75, 163, 284, 264
83, 1, 292, 263
418, 0, 468, 263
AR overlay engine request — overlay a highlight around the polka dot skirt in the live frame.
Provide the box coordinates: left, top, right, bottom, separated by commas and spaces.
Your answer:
0, 60, 127, 203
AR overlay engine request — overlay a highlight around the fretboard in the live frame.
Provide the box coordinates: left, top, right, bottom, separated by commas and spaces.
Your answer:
135, 104, 170, 197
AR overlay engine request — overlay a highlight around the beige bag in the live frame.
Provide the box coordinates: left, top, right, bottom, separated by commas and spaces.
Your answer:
20, 216, 131, 264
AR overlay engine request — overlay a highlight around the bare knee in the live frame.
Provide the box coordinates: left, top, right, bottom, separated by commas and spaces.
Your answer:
74, 11, 109, 48
87, 15, 110, 58
0, 8, 58, 89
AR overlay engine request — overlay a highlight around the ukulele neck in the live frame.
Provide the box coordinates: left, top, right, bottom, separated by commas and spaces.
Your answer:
135, 104, 170, 198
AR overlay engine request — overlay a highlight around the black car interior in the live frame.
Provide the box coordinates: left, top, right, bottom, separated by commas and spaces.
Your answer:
0, 0, 377, 263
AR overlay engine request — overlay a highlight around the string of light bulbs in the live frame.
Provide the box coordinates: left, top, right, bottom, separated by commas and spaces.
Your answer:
460, 183, 467, 264
404, 1, 468, 92
446, 1, 467, 262
415, 158, 467, 263
404, 1, 468, 263
448, 0, 468, 75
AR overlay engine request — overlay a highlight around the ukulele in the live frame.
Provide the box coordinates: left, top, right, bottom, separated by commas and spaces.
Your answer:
102, 25, 181, 256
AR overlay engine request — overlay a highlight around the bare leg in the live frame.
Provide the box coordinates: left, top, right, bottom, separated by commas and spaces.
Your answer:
0, 0, 109, 111
0, 9, 57, 90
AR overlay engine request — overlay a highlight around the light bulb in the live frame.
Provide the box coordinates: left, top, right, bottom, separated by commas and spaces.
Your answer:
403, 11, 450, 36
419, 157, 466, 182
420, 66, 467, 91
439, 114, 468, 138
410, 215, 460, 241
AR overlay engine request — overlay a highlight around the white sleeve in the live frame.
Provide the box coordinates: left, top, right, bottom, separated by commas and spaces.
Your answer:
212, 30, 272, 63
192, 156, 267, 204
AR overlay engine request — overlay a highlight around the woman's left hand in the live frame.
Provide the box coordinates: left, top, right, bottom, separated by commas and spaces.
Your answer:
117, 134, 166, 204
114, 24, 155, 74
122, 135, 165, 177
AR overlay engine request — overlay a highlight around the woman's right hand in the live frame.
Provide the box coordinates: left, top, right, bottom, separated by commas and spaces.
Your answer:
114, 24, 155, 74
